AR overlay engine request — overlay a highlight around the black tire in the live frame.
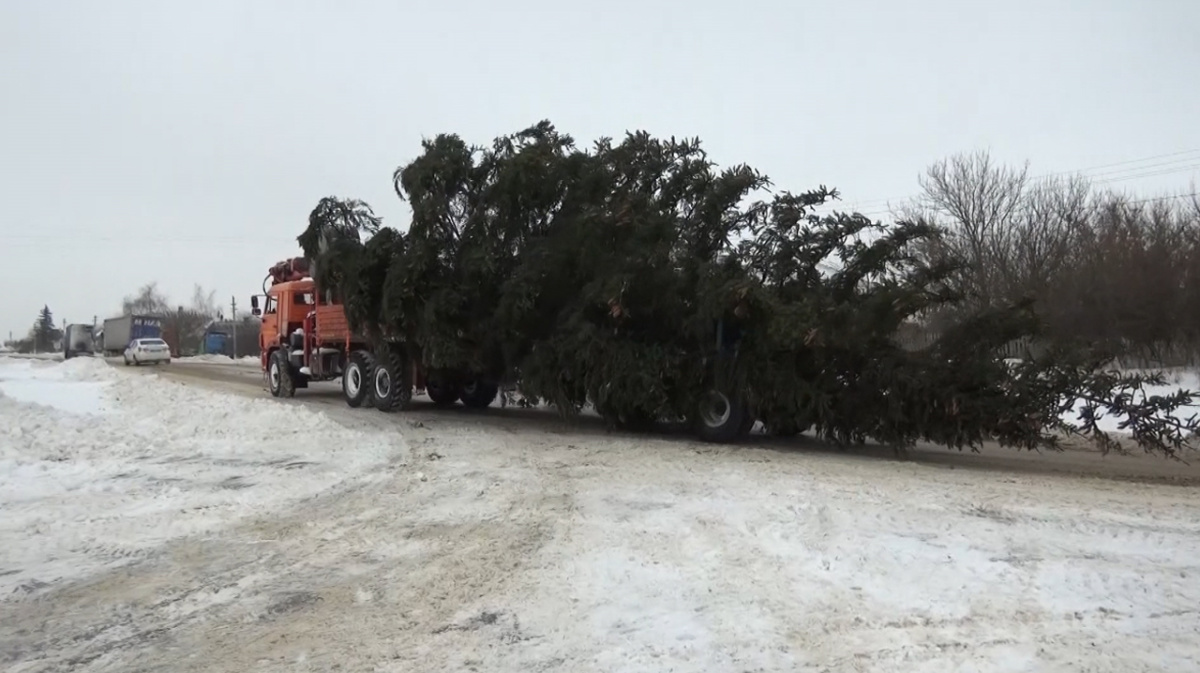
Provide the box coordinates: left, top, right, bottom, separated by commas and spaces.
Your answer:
342, 350, 374, 408
268, 350, 296, 398
617, 409, 658, 432
373, 348, 412, 412
459, 379, 499, 409
694, 388, 750, 443
594, 397, 658, 432
765, 419, 810, 437
426, 377, 462, 407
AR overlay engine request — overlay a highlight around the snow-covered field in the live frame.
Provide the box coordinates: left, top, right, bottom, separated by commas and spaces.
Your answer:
3, 356, 1200, 672
0, 356, 401, 594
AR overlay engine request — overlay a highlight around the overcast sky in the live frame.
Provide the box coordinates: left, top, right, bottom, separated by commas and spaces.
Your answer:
2, 0, 1198, 341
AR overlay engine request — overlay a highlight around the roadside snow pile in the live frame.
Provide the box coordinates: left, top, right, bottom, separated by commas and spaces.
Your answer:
0, 356, 115, 414
179, 354, 261, 367
0, 356, 404, 595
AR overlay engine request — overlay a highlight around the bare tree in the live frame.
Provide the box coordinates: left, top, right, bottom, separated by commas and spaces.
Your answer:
121, 282, 171, 316
908, 152, 1200, 364
916, 150, 1031, 308
1010, 175, 1090, 297
190, 284, 219, 319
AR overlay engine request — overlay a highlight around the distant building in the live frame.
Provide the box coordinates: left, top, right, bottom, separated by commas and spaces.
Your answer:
201, 319, 260, 358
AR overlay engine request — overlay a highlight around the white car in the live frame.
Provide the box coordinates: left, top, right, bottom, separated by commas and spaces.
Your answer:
123, 338, 172, 366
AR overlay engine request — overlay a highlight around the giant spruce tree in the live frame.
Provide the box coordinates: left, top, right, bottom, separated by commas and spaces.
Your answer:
298, 121, 1199, 458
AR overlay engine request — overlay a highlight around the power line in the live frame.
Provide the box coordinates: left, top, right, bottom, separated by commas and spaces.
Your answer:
1123, 192, 1199, 207
855, 191, 1199, 221
852, 163, 1200, 219
841, 148, 1200, 214
1078, 156, 1200, 180
850, 161, 1200, 216
1049, 148, 1200, 175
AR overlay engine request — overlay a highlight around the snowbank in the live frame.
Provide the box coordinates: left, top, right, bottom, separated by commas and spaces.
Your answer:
178, 354, 261, 367
0, 356, 115, 414
0, 356, 404, 594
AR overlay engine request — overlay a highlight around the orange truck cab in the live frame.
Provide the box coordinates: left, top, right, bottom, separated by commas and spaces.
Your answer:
250, 257, 362, 397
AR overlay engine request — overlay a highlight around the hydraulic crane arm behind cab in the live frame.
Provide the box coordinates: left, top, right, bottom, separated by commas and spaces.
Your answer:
263, 257, 310, 292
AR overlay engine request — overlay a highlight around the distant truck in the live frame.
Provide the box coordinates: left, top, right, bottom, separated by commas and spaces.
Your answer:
62, 324, 96, 359
102, 314, 163, 356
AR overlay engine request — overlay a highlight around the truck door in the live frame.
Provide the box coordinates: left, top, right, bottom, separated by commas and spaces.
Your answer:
262, 294, 280, 351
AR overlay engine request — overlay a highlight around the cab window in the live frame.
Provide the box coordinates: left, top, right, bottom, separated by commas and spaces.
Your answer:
264, 296, 278, 314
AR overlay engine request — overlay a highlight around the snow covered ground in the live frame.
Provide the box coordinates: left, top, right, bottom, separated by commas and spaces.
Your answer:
2, 356, 1200, 672
0, 356, 402, 595
1063, 367, 1200, 434
178, 354, 261, 367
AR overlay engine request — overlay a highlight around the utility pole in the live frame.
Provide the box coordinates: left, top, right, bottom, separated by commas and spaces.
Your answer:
230, 296, 238, 358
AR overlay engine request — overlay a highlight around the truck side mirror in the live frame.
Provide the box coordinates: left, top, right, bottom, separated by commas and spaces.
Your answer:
250, 296, 259, 310
251, 308, 262, 317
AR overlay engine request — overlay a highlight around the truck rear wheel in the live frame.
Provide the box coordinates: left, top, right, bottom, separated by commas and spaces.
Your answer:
459, 380, 499, 409
373, 348, 412, 412
268, 350, 296, 398
426, 379, 461, 407
343, 351, 374, 408
693, 388, 750, 443
764, 419, 809, 437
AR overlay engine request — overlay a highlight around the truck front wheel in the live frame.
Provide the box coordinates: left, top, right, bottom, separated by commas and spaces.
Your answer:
268, 350, 296, 398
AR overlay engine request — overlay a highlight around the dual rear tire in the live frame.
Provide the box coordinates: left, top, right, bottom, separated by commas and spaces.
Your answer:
371, 349, 413, 412
459, 380, 499, 409
421, 374, 500, 409
342, 351, 374, 408
426, 379, 461, 407
693, 388, 755, 443
341, 353, 499, 413
339, 348, 413, 412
